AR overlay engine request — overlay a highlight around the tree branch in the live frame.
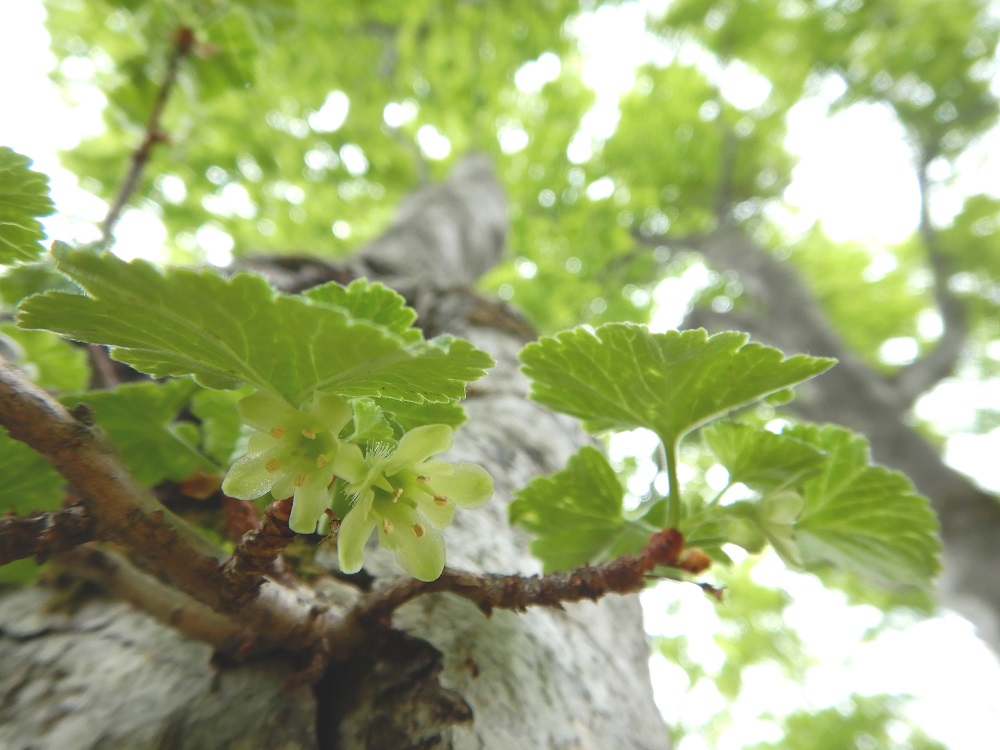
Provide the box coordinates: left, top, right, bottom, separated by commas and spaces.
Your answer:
56, 545, 251, 653
0, 360, 347, 655
101, 26, 195, 243
0, 504, 95, 566
220, 497, 299, 607
891, 155, 969, 405
337, 529, 704, 634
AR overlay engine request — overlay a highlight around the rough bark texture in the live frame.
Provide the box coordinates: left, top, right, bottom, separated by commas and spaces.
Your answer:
0, 155, 669, 749
674, 223, 1000, 650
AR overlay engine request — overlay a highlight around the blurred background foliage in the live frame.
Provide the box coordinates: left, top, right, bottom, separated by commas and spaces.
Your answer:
20, 0, 1000, 746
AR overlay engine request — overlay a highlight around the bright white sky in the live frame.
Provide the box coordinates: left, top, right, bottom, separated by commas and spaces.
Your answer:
2, 2, 1000, 748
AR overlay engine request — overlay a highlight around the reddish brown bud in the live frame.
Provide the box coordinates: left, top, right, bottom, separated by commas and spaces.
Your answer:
676, 548, 712, 574
644, 528, 685, 567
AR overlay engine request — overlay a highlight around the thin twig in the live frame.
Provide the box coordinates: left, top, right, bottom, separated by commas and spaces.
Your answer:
0, 504, 95, 566
101, 26, 195, 243
345, 529, 695, 629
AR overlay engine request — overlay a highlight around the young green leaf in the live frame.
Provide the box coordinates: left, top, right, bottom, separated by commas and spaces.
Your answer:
347, 398, 395, 444
787, 424, 941, 587
703, 422, 825, 491
0, 147, 55, 264
18, 245, 493, 404
304, 278, 420, 343
520, 324, 835, 448
509, 446, 650, 572
0, 325, 90, 392
0, 429, 65, 515
60, 379, 216, 485
190, 388, 248, 466
375, 397, 467, 431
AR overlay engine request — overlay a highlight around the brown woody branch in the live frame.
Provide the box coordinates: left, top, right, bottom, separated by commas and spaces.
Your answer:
0, 504, 95, 565
0, 359, 346, 655
56, 545, 251, 653
220, 497, 298, 607
335, 529, 701, 639
101, 26, 195, 243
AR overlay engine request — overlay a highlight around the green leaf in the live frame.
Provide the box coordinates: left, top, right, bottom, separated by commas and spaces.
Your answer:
347, 398, 395, 444
18, 245, 493, 404
0, 429, 65, 515
376, 397, 468, 431
304, 278, 420, 343
190, 388, 248, 466
510, 446, 647, 571
0, 147, 54, 264
703, 422, 825, 490
0, 325, 90, 392
520, 324, 836, 447
787, 424, 941, 587
60, 379, 215, 485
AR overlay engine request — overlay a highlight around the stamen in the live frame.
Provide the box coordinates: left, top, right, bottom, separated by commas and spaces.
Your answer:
270, 426, 287, 439
416, 475, 430, 483
391, 488, 403, 502
293, 474, 307, 487
316, 454, 328, 468
382, 518, 394, 534
265, 458, 282, 473
301, 428, 317, 439
433, 496, 448, 506
411, 523, 425, 538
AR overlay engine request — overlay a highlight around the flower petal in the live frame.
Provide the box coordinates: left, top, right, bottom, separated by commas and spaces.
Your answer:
222, 453, 281, 499
376, 502, 446, 581
337, 491, 376, 574
414, 496, 457, 530
237, 392, 294, 432
310, 391, 353, 434
428, 463, 493, 508
386, 424, 453, 473
288, 478, 331, 534
330, 442, 367, 484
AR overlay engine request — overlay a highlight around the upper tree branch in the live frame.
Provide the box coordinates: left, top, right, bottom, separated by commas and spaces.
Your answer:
891, 154, 969, 406
101, 26, 195, 243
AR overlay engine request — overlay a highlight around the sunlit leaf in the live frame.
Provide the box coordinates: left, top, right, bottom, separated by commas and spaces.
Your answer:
788, 424, 941, 587
510, 446, 649, 571
18, 245, 493, 404
703, 422, 825, 490
520, 324, 835, 447
0, 147, 54, 264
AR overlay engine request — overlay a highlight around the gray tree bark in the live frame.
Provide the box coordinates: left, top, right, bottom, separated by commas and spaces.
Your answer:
0, 156, 669, 750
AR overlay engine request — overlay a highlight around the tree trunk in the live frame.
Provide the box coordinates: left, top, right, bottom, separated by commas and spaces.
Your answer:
0, 155, 669, 750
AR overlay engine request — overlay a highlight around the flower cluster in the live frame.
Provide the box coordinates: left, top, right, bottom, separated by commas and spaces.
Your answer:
222, 392, 493, 581
333, 424, 493, 581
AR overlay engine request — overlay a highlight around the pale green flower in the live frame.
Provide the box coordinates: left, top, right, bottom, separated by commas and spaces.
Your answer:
222, 391, 352, 534
334, 424, 493, 581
